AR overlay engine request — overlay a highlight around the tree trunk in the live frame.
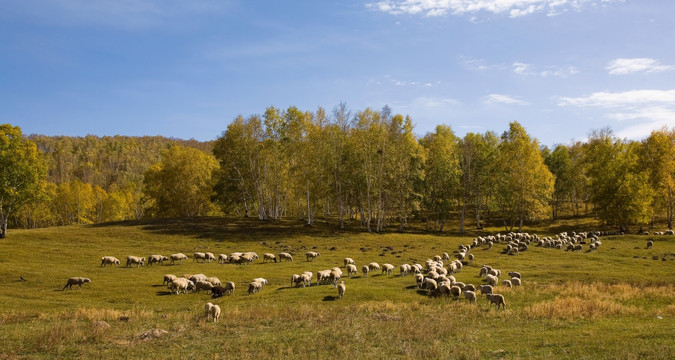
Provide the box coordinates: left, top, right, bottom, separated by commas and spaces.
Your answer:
460, 198, 466, 234
0, 215, 8, 238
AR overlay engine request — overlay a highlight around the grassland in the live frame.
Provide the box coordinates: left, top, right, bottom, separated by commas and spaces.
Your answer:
0, 217, 673, 359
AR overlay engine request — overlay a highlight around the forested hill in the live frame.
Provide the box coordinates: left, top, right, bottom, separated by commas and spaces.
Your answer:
27, 134, 213, 191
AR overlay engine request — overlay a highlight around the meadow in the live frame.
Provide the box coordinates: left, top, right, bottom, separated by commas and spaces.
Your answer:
0, 217, 673, 359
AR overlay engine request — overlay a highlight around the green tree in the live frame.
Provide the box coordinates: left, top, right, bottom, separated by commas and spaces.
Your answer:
494, 122, 554, 231
144, 145, 219, 217
642, 127, 675, 228
545, 145, 574, 220
420, 125, 459, 232
459, 131, 499, 231
0, 124, 48, 237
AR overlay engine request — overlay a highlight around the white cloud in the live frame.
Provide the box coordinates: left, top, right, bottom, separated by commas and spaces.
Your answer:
558, 90, 675, 107
485, 94, 529, 105
607, 58, 674, 75
558, 89, 675, 140
367, 0, 621, 18
513, 61, 578, 77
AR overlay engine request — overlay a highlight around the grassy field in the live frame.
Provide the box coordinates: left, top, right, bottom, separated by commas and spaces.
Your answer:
0, 217, 673, 359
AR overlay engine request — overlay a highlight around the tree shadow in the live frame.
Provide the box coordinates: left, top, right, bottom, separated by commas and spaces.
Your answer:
322, 296, 338, 301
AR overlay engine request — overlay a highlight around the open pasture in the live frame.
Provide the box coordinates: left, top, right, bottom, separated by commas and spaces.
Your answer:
0, 217, 673, 359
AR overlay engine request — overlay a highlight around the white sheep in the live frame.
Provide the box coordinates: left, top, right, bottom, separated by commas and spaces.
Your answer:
170, 253, 188, 265
344, 257, 355, 267
278, 252, 293, 262
240, 253, 256, 264
400, 264, 411, 276
415, 273, 424, 289
125, 256, 145, 268
486, 274, 498, 287
62, 277, 91, 290
206, 277, 222, 286
193, 252, 207, 263
195, 280, 214, 293
467, 254, 474, 263
100, 256, 120, 267
368, 262, 381, 272
204, 302, 221, 322
507, 271, 521, 279
329, 268, 343, 285
502, 280, 512, 288
511, 277, 521, 286
163, 274, 178, 286
190, 274, 208, 283
248, 280, 264, 294
291, 274, 300, 287
224, 281, 235, 295
346, 264, 358, 278
381, 263, 395, 275
147, 255, 167, 266
361, 265, 369, 278
218, 254, 228, 264
205, 252, 216, 263
464, 290, 477, 304
263, 253, 277, 263
317, 270, 332, 285
305, 251, 320, 262
450, 285, 462, 300
486, 293, 506, 310
298, 273, 312, 287
646, 240, 653, 249
169, 278, 193, 294
424, 278, 438, 293
337, 281, 346, 299
478, 284, 493, 296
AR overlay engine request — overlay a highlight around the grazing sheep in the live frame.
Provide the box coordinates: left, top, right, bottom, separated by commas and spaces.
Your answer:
298, 273, 312, 287
317, 270, 332, 285
435, 283, 452, 298
100, 256, 120, 267
415, 273, 424, 289
486, 293, 506, 310
462, 284, 476, 293
646, 240, 653, 249
170, 253, 188, 265
488, 268, 501, 277
62, 277, 91, 290
450, 285, 462, 300
478, 284, 493, 296
190, 274, 208, 283
511, 277, 521, 286
424, 278, 438, 293
305, 251, 320, 262
195, 280, 215, 293
291, 274, 300, 287
168, 278, 193, 294
346, 264, 358, 278
337, 281, 346, 299
248, 280, 264, 294
329, 268, 343, 285
240, 253, 257, 264
400, 264, 411, 276
507, 271, 521, 279
278, 252, 293, 262
228, 254, 242, 264
344, 258, 355, 267
224, 281, 235, 295
573, 244, 583, 252
502, 280, 512, 288
464, 290, 477, 304
486, 274, 498, 287
382, 264, 395, 275
163, 274, 178, 286
205, 252, 216, 263
263, 253, 277, 263
368, 262, 381, 272
204, 302, 221, 322
193, 252, 207, 263
361, 265, 370, 278
206, 277, 222, 286
148, 255, 168, 266
218, 254, 228, 264
211, 285, 226, 298
125, 256, 145, 268
252, 278, 269, 287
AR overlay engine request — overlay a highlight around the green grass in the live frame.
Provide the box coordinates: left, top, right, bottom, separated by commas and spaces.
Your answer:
0, 217, 673, 359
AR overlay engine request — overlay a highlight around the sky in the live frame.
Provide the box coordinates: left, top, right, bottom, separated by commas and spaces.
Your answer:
1, 0, 674, 146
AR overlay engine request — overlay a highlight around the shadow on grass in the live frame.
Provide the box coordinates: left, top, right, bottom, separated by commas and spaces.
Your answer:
322, 296, 338, 301
156, 291, 174, 296
404, 285, 417, 290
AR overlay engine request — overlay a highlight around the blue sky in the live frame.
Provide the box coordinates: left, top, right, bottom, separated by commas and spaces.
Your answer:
1, 0, 673, 146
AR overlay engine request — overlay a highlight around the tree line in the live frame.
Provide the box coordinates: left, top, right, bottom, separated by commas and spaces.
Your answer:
1, 105, 672, 237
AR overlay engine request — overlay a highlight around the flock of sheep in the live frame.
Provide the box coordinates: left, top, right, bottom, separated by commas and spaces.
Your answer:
62, 228, 668, 321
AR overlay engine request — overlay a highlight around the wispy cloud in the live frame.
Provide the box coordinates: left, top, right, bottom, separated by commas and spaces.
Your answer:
383, 75, 438, 87
366, 0, 621, 18
513, 61, 578, 77
558, 89, 675, 140
485, 94, 529, 105
607, 58, 674, 75
558, 90, 675, 107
